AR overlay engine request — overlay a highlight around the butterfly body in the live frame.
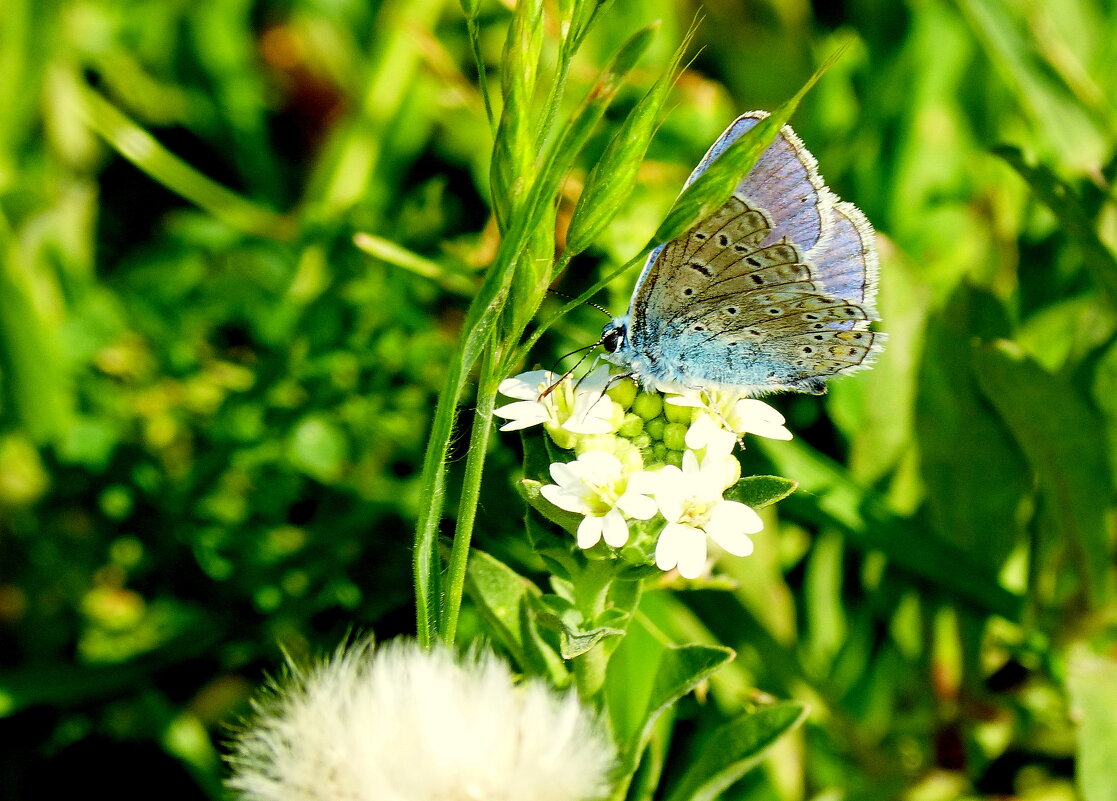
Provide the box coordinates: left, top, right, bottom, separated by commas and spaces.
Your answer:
603, 112, 882, 397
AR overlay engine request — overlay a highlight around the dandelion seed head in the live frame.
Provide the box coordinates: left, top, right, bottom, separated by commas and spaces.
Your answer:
228, 640, 615, 801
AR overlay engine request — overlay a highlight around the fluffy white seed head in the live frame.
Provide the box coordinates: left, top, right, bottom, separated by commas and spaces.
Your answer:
227, 639, 616, 801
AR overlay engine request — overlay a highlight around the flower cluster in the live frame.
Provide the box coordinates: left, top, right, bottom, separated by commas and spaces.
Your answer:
495, 366, 792, 579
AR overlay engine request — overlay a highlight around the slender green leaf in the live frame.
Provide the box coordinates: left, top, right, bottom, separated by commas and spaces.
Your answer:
664, 702, 809, 801
654, 46, 846, 244
614, 644, 735, 782
76, 85, 293, 239
0, 227, 71, 442
993, 145, 1117, 308
565, 20, 691, 255
916, 285, 1029, 568
974, 340, 1112, 604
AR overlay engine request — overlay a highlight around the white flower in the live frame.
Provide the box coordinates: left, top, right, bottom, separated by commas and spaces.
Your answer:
494, 366, 619, 439
667, 391, 793, 448
228, 639, 616, 801
540, 450, 657, 549
651, 450, 763, 579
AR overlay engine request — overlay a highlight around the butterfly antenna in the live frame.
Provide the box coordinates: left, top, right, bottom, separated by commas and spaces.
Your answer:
547, 287, 612, 318
539, 341, 603, 401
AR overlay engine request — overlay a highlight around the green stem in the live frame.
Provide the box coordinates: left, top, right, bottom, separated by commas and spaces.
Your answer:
412, 358, 465, 646
571, 559, 615, 702
466, 15, 497, 133
439, 341, 501, 644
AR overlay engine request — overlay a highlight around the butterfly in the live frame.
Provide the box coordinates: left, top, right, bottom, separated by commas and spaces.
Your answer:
602, 111, 883, 396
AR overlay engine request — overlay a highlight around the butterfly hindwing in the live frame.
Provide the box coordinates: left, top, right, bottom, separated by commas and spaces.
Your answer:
809, 200, 880, 320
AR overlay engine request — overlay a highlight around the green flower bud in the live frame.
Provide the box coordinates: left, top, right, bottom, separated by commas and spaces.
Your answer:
607, 377, 638, 410
630, 433, 652, 452
632, 392, 663, 420
664, 401, 694, 424
612, 437, 645, 472
651, 442, 668, 462
644, 416, 665, 442
575, 434, 619, 455
619, 412, 644, 438
545, 424, 578, 450
665, 449, 684, 468
663, 422, 688, 451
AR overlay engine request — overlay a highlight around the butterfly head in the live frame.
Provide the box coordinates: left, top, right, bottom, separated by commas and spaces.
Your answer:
601, 319, 627, 355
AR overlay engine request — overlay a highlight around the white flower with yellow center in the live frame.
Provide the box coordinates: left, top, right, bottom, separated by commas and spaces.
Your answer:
667, 390, 792, 449
494, 366, 621, 447
540, 450, 657, 549
651, 448, 762, 579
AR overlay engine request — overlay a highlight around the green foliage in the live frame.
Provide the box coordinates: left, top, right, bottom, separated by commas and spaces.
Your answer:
1, 0, 1116, 798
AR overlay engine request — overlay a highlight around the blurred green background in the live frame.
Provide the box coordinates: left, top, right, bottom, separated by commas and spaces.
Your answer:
1, 0, 1116, 798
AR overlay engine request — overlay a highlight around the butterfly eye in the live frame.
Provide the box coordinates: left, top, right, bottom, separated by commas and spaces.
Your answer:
601, 324, 625, 353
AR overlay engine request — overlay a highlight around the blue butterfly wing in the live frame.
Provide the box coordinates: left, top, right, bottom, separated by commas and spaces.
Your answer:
617, 113, 882, 395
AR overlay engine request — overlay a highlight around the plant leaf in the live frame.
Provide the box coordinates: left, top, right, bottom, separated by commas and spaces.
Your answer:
725, 475, 797, 509
663, 702, 809, 801
974, 340, 1112, 604
614, 644, 735, 782
463, 549, 568, 684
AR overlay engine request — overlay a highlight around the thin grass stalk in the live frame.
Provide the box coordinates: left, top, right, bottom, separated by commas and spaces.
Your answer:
77, 85, 293, 240
460, 0, 497, 132
439, 340, 503, 643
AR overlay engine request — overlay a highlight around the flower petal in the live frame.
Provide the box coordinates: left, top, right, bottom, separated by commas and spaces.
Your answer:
654, 523, 685, 571
541, 483, 587, 514
656, 524, 706, 579
576, 515, 604, 549
664, 392, 704, 409
575, 450, 622, 475
616, 492, 656, 520
708, 500, 763, 538
548, 460, 578, 487
494, 400, 549, 424
733, 398, 793, 441
564, 397, 618, 434
684, 414, 723, 450
650, 466, 685, 522
498, 371, 556, 400
601, 509, 629, 547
